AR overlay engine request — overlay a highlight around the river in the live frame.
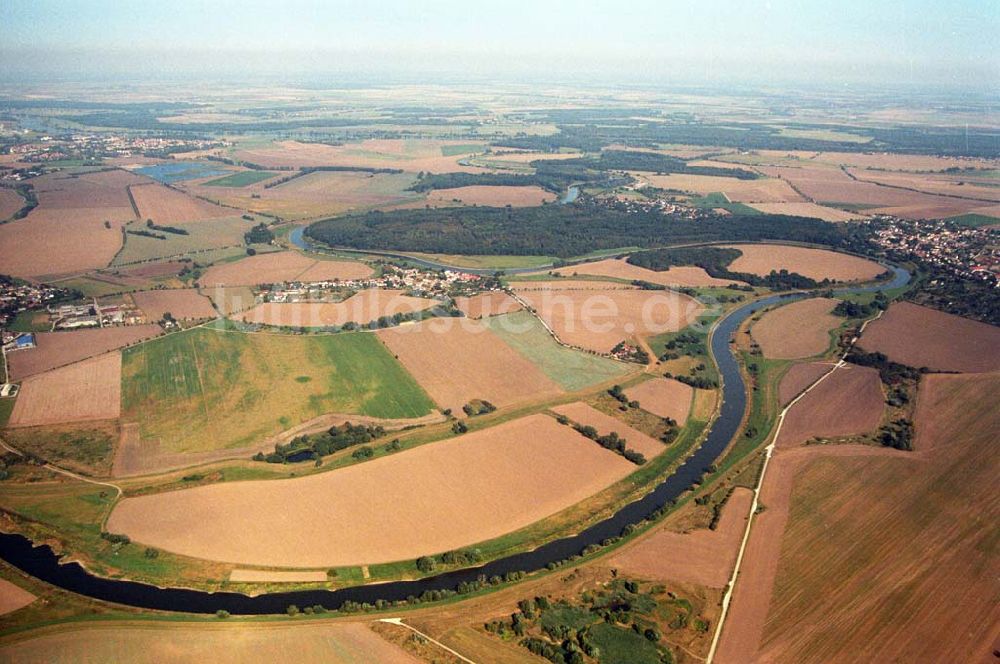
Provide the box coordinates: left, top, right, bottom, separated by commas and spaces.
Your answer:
0, 266, 909, 614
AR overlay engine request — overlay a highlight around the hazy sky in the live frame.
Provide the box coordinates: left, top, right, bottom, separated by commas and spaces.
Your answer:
1, 0, 997, 88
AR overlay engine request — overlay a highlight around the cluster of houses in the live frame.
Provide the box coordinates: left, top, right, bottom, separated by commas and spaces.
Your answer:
259, 266, 483, 304
49, 302, 145, 330
4, 133, 227, 163
868, 216, 999, 286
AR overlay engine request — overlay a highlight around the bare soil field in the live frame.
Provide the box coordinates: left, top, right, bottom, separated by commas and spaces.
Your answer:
0, 188, 23, 220
131, 289, 216, 320
6, 325, 162, 380
239, 289, 436, 327
858, 301, 1000, 372
848, 168, 1000, 203
453, 292, 523, 319
233, 139, 485, 173
0, 578, 35, 616
610, 488, 752, 587
636, 172, 804, 203
199, 250, 372, 287
726, 372, 1000, 663
107, 414, 636, 566
515, 285, 703, 353
751, 297, 839, 359
0, 622, 422, 664
188, 170, 421, 220
8, 352, 122, 427
778, 361, 835, 405
0, 171, 143, 278
551, 402, 666, 459
756, 164, 987, 218
811, 151, 1000, 172
746, 201, 866, 222
548, 257, 739, 287
425, 185, 556, 207
623, 377, 694, 424
228, 570, 328, 583
377, 319, 562, 413
128, 183, 233, 223
774, 364, 884, 448
723, 244, 885, 282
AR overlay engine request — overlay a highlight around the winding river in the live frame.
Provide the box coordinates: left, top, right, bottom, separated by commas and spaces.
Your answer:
0, 266, 909, 614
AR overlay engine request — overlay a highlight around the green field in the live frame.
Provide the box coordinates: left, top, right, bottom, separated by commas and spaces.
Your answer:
482, 310, 632, 391
946, 213, 1000, 227
121, 328, 434, 452
588, 623, 663, 664
202, 171, 278, 187
405, 253, 555, 270
690, 192, 762, 215
8, 310, 50, 333
112, 216, 255, 266
440, 144, 485, 156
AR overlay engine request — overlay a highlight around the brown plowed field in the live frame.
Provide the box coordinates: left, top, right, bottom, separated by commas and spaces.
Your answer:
635, 173, 804, 203
0, 578, 35, 616
623, 377, 694, 424
377, 319, 561, 413
131, 289, 216, 320
858, 301, 1000, 372
128, 183, 233, 223
723, 244, 885, 282
199, 251, 372, 287
751, 297, 839, 359
610, 488, 752, 587
774, 363, 883, 448
515, 285, 702, 353
549, 258, 739, 287
239, 289, 436, 327
0, 622, 422, 664
107, 414, 635, 566
551, 402, 665, 459
7, 325, 162, 380
747, 201, 866, 222
233, 139, 485, 173
777, 361, 835, 405
721, 372, 1000, 663
849, 168, 1000, 203
0, 188, 23, 220
9, 352, 122, 427
426, 185, 556, 207
0, 171, 140, 278
453, 292, 523, 319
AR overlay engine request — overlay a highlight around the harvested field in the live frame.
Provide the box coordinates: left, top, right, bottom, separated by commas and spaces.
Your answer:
122, 327, 434, 453
107, 414, 636, 566
0, 187, 23, 220
0, 171, 145, 278
425, 185, 556, 207
775, 364, 883, 448
453, 292, 523, 319
0, 622, 422, 664
751, 297, 839, 359
610, 488, 752, 587
548, 257, 738, 287
377, 318, 562, 413
481, 310, 632, 391
0, 578, 35, 616
848, 168, 1000, 203
131, 289, 216, 320
635, 172, 803, 203
723, 244, 885, 282
119, 260, 186, 278
188, 170, 421, 220
6, 325, 161, 380
229, 570, 328, 583
778, 361, 835, 405
205, 286, 255, 317
239, 289, 437, 327
112, 216, 253, 265
199, 251, 372, 287
9, 353, 122, 427
511, 279, 639, 291
551, 402, 665, 459
746, 201, 866, 222
858, 301, 1000, 372
811, 151, 1000, 172
233, 139, 485, 173
723, 372, 1000, 663
128, 183, 233, 223
623, 377, 694, 425
515, 285, 702, 353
